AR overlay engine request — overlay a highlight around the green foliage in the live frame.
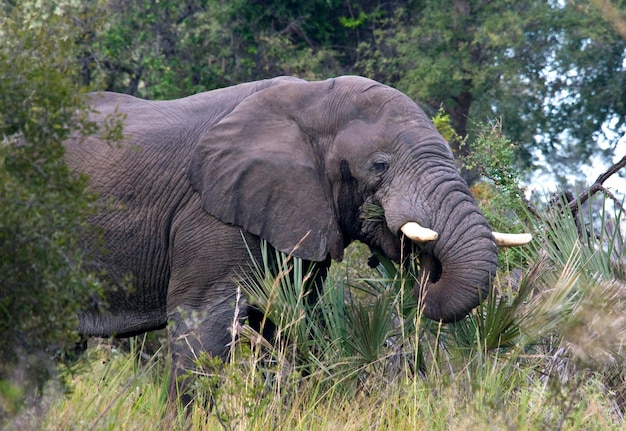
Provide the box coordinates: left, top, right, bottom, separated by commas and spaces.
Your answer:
74, 0, 351, 99
537, 1, 626, 174
464, 119, 525, 197
355, 1, 626, 183
0, 2, 103, 419
234, 240, 420, 396
41, 208, 626, 428
460, 119, 532, 268
359, 202, 386, 222
339, 11, 368, 30
431, 109, 463, 144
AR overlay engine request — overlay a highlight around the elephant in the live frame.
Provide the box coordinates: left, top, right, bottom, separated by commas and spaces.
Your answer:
63, 76, 530, 403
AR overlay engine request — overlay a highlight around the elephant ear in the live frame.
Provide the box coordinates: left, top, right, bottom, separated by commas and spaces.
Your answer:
188, 82, 343, 262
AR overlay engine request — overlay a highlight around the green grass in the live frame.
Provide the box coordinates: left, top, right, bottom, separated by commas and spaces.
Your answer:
34, 194, 626, 430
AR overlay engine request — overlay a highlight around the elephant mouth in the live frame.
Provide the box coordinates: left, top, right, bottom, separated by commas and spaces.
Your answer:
418, 251, 442, 284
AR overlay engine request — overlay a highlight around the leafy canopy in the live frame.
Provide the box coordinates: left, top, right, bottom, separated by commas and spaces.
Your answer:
69, 0, 626, 187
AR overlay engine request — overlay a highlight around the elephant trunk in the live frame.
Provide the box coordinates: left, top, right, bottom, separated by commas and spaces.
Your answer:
385, 176, 499, 322
415, 219, 498, 322
415, 188, 498, 322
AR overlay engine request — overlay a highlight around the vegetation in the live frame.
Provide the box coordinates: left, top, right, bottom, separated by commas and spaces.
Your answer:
1, 0, 625, 429
42, 126, 626, 430
0, 2, 104, 420
69, 0, 626, 185
41, 186, 626, 429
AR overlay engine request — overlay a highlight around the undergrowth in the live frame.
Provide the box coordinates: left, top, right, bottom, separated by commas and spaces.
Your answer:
38, 191, 626, 430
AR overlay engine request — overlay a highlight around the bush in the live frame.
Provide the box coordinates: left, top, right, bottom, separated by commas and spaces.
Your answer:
0, 3, 103, 420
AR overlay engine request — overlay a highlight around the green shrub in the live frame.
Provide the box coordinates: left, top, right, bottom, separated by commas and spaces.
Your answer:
0, 3, 105, 420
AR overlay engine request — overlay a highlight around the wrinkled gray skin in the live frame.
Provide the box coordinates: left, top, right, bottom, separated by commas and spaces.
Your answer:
64, 76, 498, 402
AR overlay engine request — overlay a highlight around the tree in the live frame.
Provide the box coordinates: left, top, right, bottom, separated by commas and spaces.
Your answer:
356, 0, 626, 186
77, 1, 626, 188
0, 2, 103, 419
76, 0, 352, 99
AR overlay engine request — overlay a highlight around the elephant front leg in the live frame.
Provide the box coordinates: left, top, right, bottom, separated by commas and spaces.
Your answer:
165, 207, 262, 406
167, 296, 245, 407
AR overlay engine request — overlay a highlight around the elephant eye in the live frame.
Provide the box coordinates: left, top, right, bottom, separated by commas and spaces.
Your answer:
372, 161, 389, 174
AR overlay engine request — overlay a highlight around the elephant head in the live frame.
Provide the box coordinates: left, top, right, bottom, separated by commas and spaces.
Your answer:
189, 76, 529, 322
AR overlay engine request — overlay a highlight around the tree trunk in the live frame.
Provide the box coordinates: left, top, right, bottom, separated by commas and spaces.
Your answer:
449, 89, 479, 186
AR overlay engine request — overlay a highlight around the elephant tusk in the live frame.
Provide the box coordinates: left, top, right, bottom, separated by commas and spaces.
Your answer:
492, 232, 533, 247
401, 222, 439, 242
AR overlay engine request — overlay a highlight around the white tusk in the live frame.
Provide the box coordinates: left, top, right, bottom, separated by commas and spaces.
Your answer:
401, 222, 439, 242
492, 232, 533, 247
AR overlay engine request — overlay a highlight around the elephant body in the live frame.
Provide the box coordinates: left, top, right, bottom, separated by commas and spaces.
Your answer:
67, 80, 286, 339
64, 76, 505, 401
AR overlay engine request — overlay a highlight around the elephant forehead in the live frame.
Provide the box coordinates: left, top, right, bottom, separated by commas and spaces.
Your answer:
359, 87, 428, 120
332, 122, 394, 161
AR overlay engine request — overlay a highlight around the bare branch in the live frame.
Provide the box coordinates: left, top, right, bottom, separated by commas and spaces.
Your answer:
568, 154, 626, 212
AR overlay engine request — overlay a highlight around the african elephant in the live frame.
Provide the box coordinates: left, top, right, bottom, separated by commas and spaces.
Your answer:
64, 76, 530, 402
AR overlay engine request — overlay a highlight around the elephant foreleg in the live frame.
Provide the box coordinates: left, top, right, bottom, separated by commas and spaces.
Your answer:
167, 298, 243, 406
165, 204, 261, 405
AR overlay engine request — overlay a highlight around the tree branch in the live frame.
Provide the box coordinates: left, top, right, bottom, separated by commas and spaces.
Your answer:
568, 154, 626, 212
